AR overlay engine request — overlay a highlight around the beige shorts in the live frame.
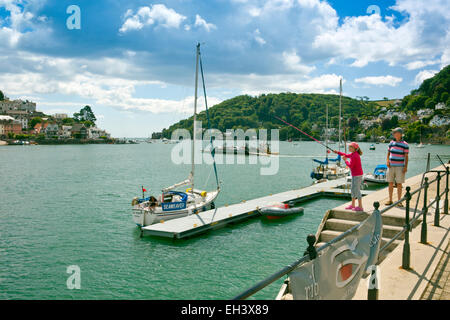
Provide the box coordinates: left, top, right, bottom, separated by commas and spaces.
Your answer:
387, 167, 406, 184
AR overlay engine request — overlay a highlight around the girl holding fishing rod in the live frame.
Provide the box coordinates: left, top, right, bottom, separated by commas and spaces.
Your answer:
333, 142, 364, 212
274, 117, 364, 211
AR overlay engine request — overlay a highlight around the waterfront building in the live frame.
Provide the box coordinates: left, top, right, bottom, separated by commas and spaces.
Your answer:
429, 115, 450, 127
417, 109, 434, 119
88, 127, 110, 139
59, 126, 72, 139
0, 115, 22, 137
53, 113, 68, 119
44, 123, 59, 138
435, 102, 447, 110
4, 110, 29, 129
0, 99, 36, 113
33, 122, 48, 135
71, 123, 88, 139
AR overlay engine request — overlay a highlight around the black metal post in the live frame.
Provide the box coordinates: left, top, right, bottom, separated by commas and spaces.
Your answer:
304, 234, 317, 260
444, 167, 449, 215
421, 178, 429, 244
434, 172, 441, 227
402, 186, 411, 269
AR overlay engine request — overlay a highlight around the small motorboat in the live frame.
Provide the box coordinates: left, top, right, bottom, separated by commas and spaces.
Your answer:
369, 144, 376, 150
259, 202, 304, 220
311, 155, 350, 181
364, 164, 388, 185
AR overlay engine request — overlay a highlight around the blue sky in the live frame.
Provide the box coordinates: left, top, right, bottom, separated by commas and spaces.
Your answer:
0, 0, 449, 137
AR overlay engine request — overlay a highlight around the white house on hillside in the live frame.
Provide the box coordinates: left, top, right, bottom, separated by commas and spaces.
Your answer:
88, 127, 110, 139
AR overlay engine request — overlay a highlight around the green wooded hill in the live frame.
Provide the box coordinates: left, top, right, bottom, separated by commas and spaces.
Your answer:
155, 65, 449, 143
402, 65, 450, 111
157, 93, 377, 141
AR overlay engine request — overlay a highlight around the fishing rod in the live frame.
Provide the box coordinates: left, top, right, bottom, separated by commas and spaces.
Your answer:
274, 116, 334, 152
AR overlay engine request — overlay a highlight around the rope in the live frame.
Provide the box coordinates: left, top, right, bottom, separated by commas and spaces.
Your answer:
199, 50, 220, 189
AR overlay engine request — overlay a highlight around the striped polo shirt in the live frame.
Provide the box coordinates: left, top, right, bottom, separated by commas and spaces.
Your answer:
388, 140, 409, 167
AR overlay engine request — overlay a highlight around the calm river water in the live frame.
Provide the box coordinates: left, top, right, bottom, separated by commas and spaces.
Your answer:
0, 142, 447, 299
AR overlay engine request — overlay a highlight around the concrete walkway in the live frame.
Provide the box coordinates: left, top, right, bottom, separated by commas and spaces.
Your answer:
353, 165, 450, 300
421, 239, 450, 300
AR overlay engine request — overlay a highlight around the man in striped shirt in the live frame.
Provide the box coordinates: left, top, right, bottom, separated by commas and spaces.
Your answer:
385, 128, 409, 207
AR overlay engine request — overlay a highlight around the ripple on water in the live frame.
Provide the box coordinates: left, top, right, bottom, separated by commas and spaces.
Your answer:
0, 143, 446, 299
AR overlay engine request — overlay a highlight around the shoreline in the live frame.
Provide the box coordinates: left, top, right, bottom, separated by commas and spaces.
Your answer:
1, 138, 116, 145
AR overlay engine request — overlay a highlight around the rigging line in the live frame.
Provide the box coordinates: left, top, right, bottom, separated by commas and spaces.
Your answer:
274, 116, 333, 151
199, 51, 220, 189
204, 165, 213, 189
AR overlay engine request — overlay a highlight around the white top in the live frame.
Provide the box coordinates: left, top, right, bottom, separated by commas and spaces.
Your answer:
0, 115, 15, 121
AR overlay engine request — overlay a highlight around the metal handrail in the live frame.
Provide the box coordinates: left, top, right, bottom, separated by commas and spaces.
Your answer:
232, 216, 363, 300
232, 155, 449, 300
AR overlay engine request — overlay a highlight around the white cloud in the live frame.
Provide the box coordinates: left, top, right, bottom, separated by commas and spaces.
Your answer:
0, 51, 223, 115
194, 15, 217, 32
282, 50, 315, 73
405, 60, 440, 70
209, 72, 343, 95
414, 69, 438, 84
253, 29, 266, 45
355, 75, 403, 87
119, 4, 186, 33
0, 0, 49, 48
312, 0, 450, 68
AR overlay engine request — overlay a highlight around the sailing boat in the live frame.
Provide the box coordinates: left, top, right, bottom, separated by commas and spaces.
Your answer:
131, 44, 220, 227
311, 79, 349, 181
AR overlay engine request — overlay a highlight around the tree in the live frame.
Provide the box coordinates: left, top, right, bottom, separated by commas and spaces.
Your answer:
0, 90, 4, 101
29, 117, 42, 129
390, 115, 399, 129
62, 118, 74, 125
381, 118, 393, 131
348, 117, 359, 128
74, 105, 96, 124
406, 95, 427, 111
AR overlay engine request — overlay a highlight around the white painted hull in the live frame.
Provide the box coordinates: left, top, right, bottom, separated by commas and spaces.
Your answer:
132, 190, 219, 227
312, 165, 350, 181
364, 174, 388, 185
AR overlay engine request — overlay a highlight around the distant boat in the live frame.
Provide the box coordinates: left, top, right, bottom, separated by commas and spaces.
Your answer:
311, 97, 349, 181
364, 164, 388, 185
416, 142, 425, 148
370, 144, 376, 150
310, 154, 350, 180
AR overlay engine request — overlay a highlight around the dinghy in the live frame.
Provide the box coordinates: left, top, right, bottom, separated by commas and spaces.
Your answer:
259, 203, 304, 220
131, 44, 220, 227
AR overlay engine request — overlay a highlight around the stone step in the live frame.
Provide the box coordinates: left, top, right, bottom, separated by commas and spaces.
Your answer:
325, 218, 404, 239
319, 230, 400, 251
330, 209, 420, 228
315, 238, 401, 258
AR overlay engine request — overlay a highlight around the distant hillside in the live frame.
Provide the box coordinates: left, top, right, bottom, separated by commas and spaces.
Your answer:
155, 65, 449, 143
402, 65, 450, 111
157, 93, 377, 141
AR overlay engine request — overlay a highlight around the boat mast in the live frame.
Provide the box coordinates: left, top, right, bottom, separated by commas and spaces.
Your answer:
191, 43, 200, 192
339, 78, 342, 152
